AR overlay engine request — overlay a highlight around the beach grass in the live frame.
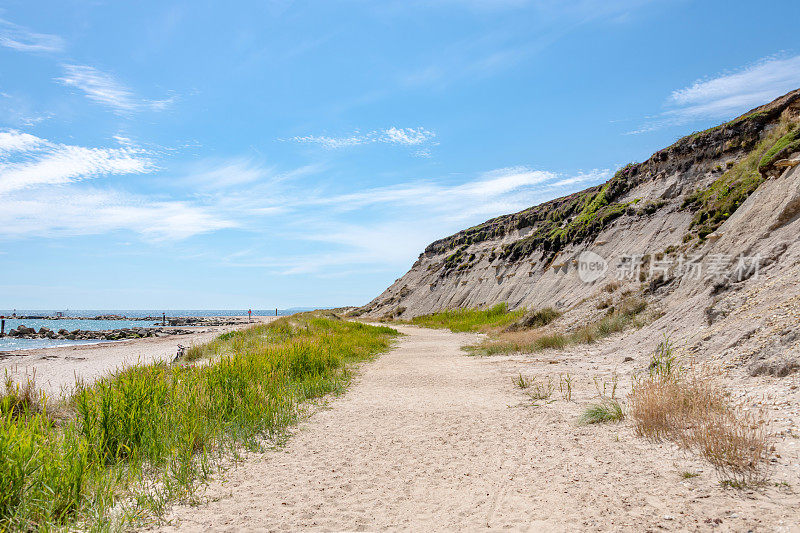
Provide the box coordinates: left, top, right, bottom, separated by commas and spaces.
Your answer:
0, 314, 397, 530
408, 302, 525, 333
629, 339, 771, 485
579, 399, 625, 424
466, 296, 648, 356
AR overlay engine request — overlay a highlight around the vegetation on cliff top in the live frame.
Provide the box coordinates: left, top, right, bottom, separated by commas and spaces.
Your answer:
424, 89, 800, 262
500, 171, 641, 261
683, 117, 799, 239
0, 315, 397, 530
758, 124, 800, 173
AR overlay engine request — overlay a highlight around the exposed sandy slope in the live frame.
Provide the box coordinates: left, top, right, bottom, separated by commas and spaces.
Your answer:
158, 325, 800, 532
0, 317, 277, 397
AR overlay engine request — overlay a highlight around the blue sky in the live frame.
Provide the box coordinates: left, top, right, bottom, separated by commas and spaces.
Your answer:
2, 0, 800, 309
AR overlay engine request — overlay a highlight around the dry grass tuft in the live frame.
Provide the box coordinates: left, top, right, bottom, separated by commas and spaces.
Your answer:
1, 374, 44, 419
629, 339, 771, 485
468, 296, 648, 356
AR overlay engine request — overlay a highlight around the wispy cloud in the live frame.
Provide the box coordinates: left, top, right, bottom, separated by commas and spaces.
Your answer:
0, 130, 43, 153
630, 54, 800, 134
0, 188, 234, 241
219, 165, 609, 274
288, 127, 436, 153
0, 18, 64, 53
0, 130, 233, 240
0, 130, 154, 194
57, 64, 176, 114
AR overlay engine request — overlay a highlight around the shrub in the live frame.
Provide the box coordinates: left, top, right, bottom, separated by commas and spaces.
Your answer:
513, 373, 529, 389
533, 334, 568, 350
526, 376, 554, 401
580, 399, 624, 424
629, 341, 771, 485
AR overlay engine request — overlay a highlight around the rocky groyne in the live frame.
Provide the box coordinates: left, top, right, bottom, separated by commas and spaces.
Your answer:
2, 325, 196, 341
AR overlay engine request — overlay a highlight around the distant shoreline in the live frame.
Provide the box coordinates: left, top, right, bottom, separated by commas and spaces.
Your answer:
0, 315, 279, 395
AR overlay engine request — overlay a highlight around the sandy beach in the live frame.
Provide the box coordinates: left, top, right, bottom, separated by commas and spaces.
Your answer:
0, 316, 278, 397
156, 325, 800, 532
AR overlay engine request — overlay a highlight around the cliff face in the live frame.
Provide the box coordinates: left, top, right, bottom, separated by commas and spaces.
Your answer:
358, 89, 800, 375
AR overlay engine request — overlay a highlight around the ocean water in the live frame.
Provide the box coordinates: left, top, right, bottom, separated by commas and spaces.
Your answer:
0, 309, 309, 351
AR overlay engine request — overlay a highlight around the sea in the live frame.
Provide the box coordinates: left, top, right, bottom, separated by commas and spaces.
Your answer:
0, 309, 312, 351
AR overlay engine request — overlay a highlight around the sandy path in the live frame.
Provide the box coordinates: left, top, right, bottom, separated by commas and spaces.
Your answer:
0, 317, 277, 396
159, 325, 799, 532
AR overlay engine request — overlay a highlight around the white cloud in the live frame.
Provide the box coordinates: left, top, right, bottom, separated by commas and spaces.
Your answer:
0, 19, 64, 53
0, 130, 43, 153
0, 130, 234, 241
630, 55, 800, 134
299, 166, 605, 215
382, 127, 436, 145
188, 157, 273, 189
0, 131, 154, 194
288, 127, 437, 151
220, 165, 610, 274
57, 64, 176, 113
290, 133, 369, 149
0, 188, 234, 241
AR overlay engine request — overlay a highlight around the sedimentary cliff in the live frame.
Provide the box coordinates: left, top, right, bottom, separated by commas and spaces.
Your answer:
359, 89, 800, 375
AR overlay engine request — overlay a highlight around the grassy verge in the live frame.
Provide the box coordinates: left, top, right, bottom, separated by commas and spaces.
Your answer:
408, 302, 524, 333
629, 339, 771, 485
0, 314, 397, 530
467, 297, 647, 356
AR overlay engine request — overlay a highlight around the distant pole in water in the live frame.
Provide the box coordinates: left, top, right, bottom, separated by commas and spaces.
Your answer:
275, 308, 278, 317
162, 312, 166, 326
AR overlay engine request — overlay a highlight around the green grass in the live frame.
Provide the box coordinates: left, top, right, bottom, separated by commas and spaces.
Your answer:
507, 307, 562, 331
0, 314, 397, 530
683, 118, 798, 239
409, 302, 525, 333
579, 399, 625, 424
467, 297, 647, 356
758, 125, 800, 173
532, 333, 568, 350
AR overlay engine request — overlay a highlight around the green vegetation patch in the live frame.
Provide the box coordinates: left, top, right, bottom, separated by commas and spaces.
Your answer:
758, 125, 800, 173
0, 315, 397, 530
682, 119, 798, 239
409, 302, 525, 333
468, 296, 648, 356
579, 399, 625, 424
505, 307, 562, 331
501, 169, 641, 261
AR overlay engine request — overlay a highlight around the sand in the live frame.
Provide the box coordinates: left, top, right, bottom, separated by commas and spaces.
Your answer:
0, 316, 277, 397
156, 325, 800, 532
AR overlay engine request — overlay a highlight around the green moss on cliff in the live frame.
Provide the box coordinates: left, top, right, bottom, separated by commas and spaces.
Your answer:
501, 167, 641, 261
683, 118, 798, 238
758, 125, 800, 173
422, 89, 800, 263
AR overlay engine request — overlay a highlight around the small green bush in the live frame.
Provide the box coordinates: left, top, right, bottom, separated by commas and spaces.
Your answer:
580, 399, 624, 424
